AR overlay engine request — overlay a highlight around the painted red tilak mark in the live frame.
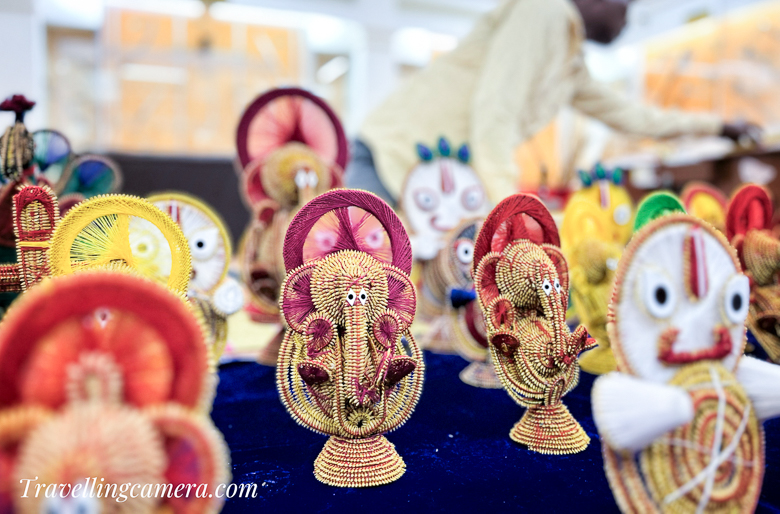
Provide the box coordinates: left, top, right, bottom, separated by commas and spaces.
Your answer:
440, 160, 454, 195
599, 180, 610, 209
685, 226, 708, 299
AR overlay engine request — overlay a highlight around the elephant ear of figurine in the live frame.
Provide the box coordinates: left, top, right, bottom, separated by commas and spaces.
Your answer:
280, 261, 318, 332
633, 191, 686, 232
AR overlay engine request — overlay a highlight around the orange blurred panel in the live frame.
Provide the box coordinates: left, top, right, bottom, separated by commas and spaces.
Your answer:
246, 26, 298, 76
119, 11, 174, 49
187, 16, 233, 51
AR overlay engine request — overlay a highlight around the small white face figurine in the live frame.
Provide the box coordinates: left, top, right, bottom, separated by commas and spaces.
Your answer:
402, 139, 490, 261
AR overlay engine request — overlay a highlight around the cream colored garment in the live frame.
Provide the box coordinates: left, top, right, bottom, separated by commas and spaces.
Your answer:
359, 0, 722, 203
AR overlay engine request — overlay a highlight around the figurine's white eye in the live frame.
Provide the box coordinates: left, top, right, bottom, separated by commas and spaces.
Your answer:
606, 258, 619, 271
723, 274, 749, 325
614, 204, 631, 226
542, 278, 553, 296
642, 269, 676, 319
358, 289, 368, 305
307, 170, 319, 188
189, 227, 219, 260
346, 288, 357, 306
554, 278, 562, 294
455, 239, 474, 264
294, 169, 308, 189
413, 188, 439, 212
461, 185, 485, 211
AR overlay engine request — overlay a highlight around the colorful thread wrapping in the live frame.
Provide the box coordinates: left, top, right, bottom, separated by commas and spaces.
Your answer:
0, 271, 230, 513
597, 212, 764, 513
725, 184, 780, 361
0, 185, 59, 293
236, 89, 346, 360
277, 189, 424, 487
473, 194, 595, 454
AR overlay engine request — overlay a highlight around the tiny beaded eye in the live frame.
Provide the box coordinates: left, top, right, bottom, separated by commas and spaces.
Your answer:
294, 169, 308, 189
358, 289, 368, 306
307, 170, 319, 188
542, 278, 553, 296
346, 289, 356, 306
554, 278, 562, 294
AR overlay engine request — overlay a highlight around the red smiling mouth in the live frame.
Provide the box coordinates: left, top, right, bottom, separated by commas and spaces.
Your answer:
657, 326, 733, 364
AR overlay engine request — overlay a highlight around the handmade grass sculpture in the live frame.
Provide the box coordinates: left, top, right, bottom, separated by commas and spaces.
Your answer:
0, 95, 35, 184
0, 271, 230, 513
725, 184, 780, 362
561, 165, 632, 374
148, 192, 244, 357
421, 218, 499, 387
593, 212, 780, 513
0, 185, 59, 294
401, 138, 489, 262
237, 88, 346, 331
48, 194, 192, 296
473, 194, 595, 454
277, 189, 424, 487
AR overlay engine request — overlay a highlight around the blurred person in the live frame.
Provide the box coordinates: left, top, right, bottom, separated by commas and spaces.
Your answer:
347, 0, 760, 205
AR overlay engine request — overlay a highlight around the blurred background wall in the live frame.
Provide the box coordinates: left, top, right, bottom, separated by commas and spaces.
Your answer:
1, 0, 779, 198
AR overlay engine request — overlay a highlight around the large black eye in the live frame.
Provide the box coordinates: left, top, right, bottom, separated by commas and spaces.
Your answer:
724, 275, 749, 324
196, 240, 205, 248
642, 269, 675, 318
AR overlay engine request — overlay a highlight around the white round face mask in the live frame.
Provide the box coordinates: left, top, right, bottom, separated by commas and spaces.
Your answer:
148, 194, 231, 294
611, 214, 748, 383
402, 145, 489, 260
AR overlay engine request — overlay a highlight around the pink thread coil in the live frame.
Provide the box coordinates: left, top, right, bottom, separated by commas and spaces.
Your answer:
236, 87, 349, 171
473, 194, 561, 276
283, 189, 413, 274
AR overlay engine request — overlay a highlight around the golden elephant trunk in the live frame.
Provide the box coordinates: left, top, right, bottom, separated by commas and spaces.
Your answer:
336, 305, 387, 437
543, 294, 569, 363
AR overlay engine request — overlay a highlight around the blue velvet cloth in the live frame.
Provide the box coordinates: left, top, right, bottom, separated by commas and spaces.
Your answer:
212, 352, 780, 513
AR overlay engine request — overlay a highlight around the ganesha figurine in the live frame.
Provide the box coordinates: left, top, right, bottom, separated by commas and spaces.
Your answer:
236, 88, 346, 364
473, 194, 595, 454
277, 189, 424, 487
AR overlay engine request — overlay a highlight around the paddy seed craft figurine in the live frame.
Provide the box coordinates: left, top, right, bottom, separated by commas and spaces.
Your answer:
473, 193, 595, 454
277, 189, 424, 487
593, 211, 780, 513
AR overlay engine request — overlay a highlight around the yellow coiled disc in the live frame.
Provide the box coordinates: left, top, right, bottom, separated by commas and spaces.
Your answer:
48, 194, 191, 295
